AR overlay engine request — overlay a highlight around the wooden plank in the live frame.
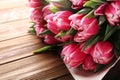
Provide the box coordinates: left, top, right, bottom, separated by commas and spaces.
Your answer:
0, 6, 30, 23
0, 35, 44, 65
52, 74, 74, 80
0, 0, 27, 10
0, 53, 69, 80
0, 19, 31, 41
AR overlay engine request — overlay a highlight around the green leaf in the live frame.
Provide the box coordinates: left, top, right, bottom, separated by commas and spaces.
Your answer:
28, 23, 36, 35
83, 1, 101, 8
90, 0, 105, 3
105, 25, 112, 36
99, 16, 106, 25
77, 8, 92, 14
49, 6, 60, 13
114, 48, 120, 58
66, 28, 77, 35
39, 30, 52, 35
34, 45, 52, 53
28, 28, 36, 35
46, 0, 72, 10
85, 9, 94, 18
55, 31, 66, 38
103, 26, 117, 41
82, 35, 100, 51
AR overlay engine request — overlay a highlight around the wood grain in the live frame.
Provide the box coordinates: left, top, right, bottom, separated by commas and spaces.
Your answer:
0, 6, 30, 23
0, 35, 44, 65
0, 53, 69, 80
0, 0, 27, 10
0, 0, 72, 79
0, 19, 31, 41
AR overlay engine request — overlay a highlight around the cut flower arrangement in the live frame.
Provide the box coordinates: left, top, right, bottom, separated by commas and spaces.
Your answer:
28, 0, 120, 73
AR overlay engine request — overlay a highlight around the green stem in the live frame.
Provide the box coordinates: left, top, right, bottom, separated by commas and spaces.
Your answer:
34, 45, 52, 53
55, 31, 66, 38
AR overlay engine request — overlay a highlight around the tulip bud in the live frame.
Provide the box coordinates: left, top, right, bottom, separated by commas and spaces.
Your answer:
27, 0, 43, 8
90, 41, 114, 64
104, 2, 120, 26
46, 0, 71, 10
44, 34, 60, 44
82, 55, 97, 71
61, 44, 87, 68
71, 15, 99, 42
30, 8, 43, 23
42, 2, 63, 16
70, 0, 87, 9
34, 24, 46, 37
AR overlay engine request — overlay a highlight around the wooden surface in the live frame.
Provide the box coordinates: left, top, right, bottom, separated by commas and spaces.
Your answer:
0, 0, 74, 80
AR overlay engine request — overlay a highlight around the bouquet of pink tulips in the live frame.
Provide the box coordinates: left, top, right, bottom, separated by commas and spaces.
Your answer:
28, 0, 120, 72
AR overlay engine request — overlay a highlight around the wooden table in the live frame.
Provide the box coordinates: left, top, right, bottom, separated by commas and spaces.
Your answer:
0, 0, 74, 80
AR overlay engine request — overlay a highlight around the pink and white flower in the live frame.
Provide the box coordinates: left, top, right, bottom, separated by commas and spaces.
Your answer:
61, 44, 87, 68
90, 41, 114, 64
94, 2, 120, 26
70, 0, 87, 9
44, 34, 60, 44
30, 8, 44, 24
69, 14, 99, 42
82, 55, 97, 71
27, 0, 43, 8
45, 11, 73, 34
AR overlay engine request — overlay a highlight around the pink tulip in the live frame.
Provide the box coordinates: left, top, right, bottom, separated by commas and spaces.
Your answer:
70, 0, 87, 9
80, 43, 92, 54
69, 14, 99, 42
94, 3, 108, 16
44, 34, 60, 44
54, 11, 73, 31
61, 44, 87, 68
82, 55, 97, 71
56, 35, 72, 42
42, 2, 62, 17
47, 21, 60, 34
105, 2, 120, 26
74, 30, 92, 42
45, 11, 72, 34
90, 41, 114, 64
34, 24, 46, 37
94, 2, 120, 26
61, 44, 78, 56
69, 14, 85, 30
44, 13, 54, 22
28, 0, 43, 8
30, 9, 44, 24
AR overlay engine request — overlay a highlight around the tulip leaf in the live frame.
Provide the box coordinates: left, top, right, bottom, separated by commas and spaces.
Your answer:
82, 35, 100, 51
46, 0, 72, 10
99, 16, 106, 25
83, 1, 101, 9
103, 26, 117, 41
90, 0, 105, 3
55, 31, 66, 38
77, 8, 92, 14
34, 45, 52, 53
105, 25, 112, 36
49, 6, 60, 13
66, 28, 77, 35
39, 30, 52, 35
85, 10, 94, 18
113, 31, 120, 58
28, 23, 36, 35
114, 48, 120, 58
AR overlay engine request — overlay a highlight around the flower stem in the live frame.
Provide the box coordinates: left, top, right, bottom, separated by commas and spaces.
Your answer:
34, 45, 52, 53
